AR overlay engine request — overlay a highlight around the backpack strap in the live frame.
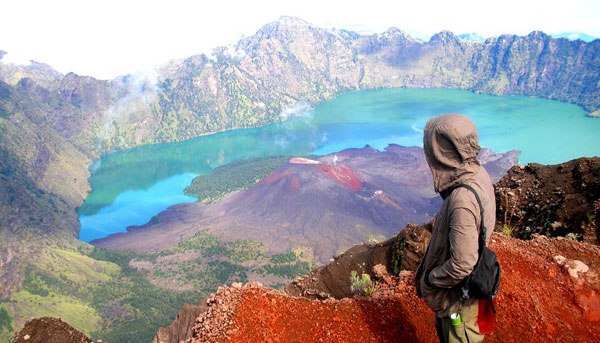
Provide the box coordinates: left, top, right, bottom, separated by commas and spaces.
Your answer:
454, 184, 489, 301
454, 184, 487, 255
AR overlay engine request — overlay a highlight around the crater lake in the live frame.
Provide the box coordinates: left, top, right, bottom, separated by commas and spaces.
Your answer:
78, 88, 600, 242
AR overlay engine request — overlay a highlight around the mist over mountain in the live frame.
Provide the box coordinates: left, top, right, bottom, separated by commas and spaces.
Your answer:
551, 32, 597, 42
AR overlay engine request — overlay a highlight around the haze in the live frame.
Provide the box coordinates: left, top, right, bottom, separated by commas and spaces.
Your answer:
1, 0, 598, 79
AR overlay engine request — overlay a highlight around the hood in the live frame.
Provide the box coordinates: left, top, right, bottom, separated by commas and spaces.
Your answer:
423, 114, 481, 193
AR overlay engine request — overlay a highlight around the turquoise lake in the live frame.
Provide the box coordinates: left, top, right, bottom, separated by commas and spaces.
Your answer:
78, 88, 600, 242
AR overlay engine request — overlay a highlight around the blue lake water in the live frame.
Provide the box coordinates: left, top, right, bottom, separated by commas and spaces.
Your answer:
78, 88, 600, 242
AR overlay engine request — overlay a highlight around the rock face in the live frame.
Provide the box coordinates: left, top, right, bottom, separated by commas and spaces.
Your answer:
495, 157, 600, 243
91, 145, 518, 265
153, 302, 208, 343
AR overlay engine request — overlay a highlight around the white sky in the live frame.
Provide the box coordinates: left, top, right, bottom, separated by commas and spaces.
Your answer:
1, 0, 598, 80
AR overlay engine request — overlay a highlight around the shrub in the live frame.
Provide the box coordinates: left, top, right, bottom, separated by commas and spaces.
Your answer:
350, 270, 379, 297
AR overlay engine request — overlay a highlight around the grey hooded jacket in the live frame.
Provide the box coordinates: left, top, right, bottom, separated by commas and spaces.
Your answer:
415, 114, 496, 318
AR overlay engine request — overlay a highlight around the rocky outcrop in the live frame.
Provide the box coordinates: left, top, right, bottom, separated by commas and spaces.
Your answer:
285, 222, 432, 300
495, 157, 600, 243
153, 302, 208, 343
12, 317, 92, 343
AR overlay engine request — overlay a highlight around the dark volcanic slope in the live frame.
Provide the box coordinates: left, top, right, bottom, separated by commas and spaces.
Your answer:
92, 145, 518, 264
495, 157, 600, 243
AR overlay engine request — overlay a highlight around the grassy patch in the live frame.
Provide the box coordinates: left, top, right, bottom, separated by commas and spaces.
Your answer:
223, 240, 265, 263
270, 252, 296, 264
52, 247, 120, 282
7, 245, 121, 338
12, 290, 101, 336
261, 262, 311, 279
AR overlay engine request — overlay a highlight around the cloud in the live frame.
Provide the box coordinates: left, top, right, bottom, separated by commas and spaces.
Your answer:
279, 102, 314, 121
0, 51, 33, 66
95, 70, 159, 151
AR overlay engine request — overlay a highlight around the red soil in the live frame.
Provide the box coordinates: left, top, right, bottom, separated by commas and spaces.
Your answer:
316, 164, 362, 191
188, 234, 600, 343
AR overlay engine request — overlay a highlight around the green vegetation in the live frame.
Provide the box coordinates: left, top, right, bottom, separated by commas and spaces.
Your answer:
184, 156, 292, 202
4, 243, 199, 343
89, 262, 199, 342
224, 240, 265, 263
270, 252, 297, 264
0, 306, 13, 342
565, 232, 582, 241
5, 244, 118, 339
259, 251, 311, 278
165, 230, 222, 255
350, 270, 379, 297
86, 230, 310, 341
500, 191, 523, 238
261, 262, 311, 279
23, 271, 50, 297
501, 224, 516, 237
390, 235, 406, 275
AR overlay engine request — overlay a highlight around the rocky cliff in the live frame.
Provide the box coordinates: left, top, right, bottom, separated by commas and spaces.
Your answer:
495, 157, 600, 243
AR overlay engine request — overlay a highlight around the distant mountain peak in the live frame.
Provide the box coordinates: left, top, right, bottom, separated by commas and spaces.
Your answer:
430, 30, 458, 43
381, 27, 414, 40
250, 16, 316, 41
276, 16, 311, 27
526, 30, 551, 40
457, 33, 485, 42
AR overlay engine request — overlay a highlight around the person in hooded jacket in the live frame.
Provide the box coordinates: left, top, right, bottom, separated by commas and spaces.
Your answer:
415, 114, 496, 343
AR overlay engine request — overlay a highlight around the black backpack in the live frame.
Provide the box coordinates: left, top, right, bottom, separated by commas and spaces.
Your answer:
456, 184, 501, 311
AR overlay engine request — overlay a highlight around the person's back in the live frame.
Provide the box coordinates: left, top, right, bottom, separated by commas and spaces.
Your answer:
415, 114, 496, 342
